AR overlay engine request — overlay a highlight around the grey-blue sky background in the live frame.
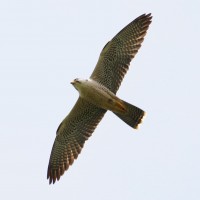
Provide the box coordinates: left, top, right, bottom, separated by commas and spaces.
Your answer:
1, 1, 200, 199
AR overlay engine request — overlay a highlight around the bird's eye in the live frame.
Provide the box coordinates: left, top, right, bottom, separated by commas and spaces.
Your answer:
74, 78, 81, 83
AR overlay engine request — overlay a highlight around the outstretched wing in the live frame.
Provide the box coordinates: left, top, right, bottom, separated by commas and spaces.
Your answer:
90, 13, 152, 94
47, 98, 106, 184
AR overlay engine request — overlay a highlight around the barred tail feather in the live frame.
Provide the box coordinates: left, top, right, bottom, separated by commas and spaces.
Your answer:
113, 100, 145, 129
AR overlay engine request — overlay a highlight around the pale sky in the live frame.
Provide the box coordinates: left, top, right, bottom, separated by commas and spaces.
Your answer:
1, 1, 200, 200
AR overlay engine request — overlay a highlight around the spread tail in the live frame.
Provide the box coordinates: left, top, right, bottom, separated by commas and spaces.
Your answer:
113, 100, 146, 129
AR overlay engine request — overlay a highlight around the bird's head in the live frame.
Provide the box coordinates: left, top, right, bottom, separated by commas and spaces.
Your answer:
71, 78, 81, 90
71, 78, 88, 91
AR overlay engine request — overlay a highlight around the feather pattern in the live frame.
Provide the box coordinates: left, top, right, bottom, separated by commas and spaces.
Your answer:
47, 13, 152, 184
47, 98, 106, 184
90, 13, 152, 94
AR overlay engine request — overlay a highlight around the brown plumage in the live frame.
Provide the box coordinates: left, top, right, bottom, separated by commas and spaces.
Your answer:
47, 13, 152, 184
90, 13, 152, 94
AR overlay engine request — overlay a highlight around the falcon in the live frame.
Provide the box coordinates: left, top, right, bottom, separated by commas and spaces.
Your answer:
47, 13, 152, 184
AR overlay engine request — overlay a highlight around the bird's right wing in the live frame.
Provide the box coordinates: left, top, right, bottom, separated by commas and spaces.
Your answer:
47, 97, 106, 184
90, 13, 152, 94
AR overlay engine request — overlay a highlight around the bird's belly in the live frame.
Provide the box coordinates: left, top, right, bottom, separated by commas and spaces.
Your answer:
80, 86, 125, 113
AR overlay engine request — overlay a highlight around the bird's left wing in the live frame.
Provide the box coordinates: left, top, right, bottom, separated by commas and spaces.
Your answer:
47, 97, 106, 184
90, 13, 152, 94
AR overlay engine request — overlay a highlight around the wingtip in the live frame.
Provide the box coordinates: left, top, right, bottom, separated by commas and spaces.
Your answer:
138, 13, 152, 19
133, 13, 152, 32
47, 166, 59, 185
47, 160, 71, 184
144, 13, 153, 22
140, 13, 153, 25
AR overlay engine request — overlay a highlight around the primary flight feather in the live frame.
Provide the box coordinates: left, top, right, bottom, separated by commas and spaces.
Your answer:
47, 13, 152, 184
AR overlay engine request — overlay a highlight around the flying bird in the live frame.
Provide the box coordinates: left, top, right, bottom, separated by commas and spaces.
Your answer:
47, 13, 152, 184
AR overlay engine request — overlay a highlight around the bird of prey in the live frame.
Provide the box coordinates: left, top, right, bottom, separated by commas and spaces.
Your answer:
47, 13, 152, 184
